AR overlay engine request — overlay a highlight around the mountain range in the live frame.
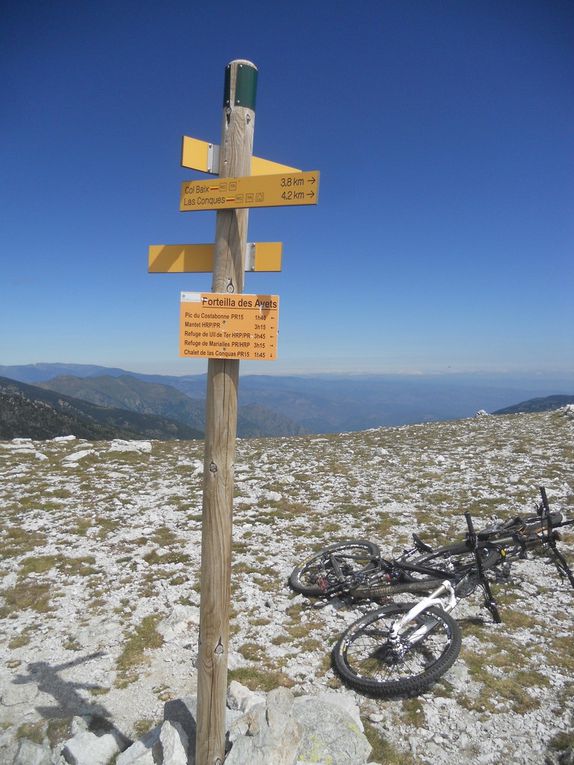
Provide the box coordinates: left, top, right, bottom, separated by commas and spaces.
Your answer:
0, 362, 572, 440
493, 394, 574, 415
0, 376, 202, 441
33, 374, 304, 438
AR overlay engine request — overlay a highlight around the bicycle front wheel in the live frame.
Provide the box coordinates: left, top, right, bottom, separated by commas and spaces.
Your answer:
289, 540, 380, 596
332, 602, 461, 697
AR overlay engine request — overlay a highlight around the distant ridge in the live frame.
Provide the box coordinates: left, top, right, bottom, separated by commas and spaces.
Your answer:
2, 362, 573, 434
37, 375, 205, 430
0, 376, 202, 441
35, 375, 305, 438
0, 363, 128, 383
493, 395, 574, 415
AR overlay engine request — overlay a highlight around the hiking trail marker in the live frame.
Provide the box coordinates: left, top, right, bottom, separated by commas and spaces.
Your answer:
180, 170, 319, 211
181, 135, 300, 176
180, 292, 279, 360
148, 242, 282, 273
148, 59, 319, 765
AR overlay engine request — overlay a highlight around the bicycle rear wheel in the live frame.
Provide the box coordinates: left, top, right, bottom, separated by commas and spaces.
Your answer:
332, 602, 461, 697
289, 540, 380, 596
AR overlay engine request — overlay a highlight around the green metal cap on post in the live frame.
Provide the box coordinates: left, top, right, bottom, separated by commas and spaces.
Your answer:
223, 60, 258, 111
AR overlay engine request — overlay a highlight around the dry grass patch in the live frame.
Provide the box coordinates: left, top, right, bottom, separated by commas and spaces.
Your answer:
228, 667, 294, 693
1, 581, 54, 616
460, 649, 549, 713
16, 721, 45, 744
115, 615, 164, 688
19, 554, 98, 578
142, 549, 191, 566
363, 719, 418, 765
238, 642, 267, 661
401, 697, 426, 726
8, 626, 35, 649
548, 635, 574, 673
150, 526, 180, 547
2, 526, 47, 559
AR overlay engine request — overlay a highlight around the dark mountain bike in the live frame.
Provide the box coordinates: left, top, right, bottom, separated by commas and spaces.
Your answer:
290, 488, 574, 697
289, 487, 573, 602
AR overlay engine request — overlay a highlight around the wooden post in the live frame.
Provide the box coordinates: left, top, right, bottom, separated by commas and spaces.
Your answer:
195, 60, 257, 765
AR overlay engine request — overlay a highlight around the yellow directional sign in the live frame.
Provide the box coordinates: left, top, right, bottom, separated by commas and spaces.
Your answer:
251, 156, 301, 176
180, 171, 319, 212
180, 292, 279, 361
148, 242, 282, 273
181, 137, 215, 174
181, 136, 300, 176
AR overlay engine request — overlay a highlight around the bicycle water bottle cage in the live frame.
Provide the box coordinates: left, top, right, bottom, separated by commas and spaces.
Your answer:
412, 533, 433, 554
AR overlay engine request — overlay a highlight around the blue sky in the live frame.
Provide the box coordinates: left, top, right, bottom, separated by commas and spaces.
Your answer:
1, 0, 573, 378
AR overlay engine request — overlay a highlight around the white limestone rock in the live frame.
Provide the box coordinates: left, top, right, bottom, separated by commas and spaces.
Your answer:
159, 720, 188, 765
61, 730, 127, 765
116, 726, 161, 765
12, 739, 51, 765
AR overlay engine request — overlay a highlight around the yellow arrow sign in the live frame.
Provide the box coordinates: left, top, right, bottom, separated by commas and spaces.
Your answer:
148, 242, 282, 273
180, 171, 319, 212
181, 136, 301, 176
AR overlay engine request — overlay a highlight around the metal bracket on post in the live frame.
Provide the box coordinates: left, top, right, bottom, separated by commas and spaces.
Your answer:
207, 143, 220, 175
245, 242, 256, 272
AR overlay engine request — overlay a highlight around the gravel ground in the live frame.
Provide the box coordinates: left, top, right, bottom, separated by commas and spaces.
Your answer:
1, 409, 573, 763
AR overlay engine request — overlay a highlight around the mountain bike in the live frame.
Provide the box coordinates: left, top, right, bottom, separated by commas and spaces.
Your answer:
330, 489, 574, 697
290, 488, 574, 697
289, 487, 573, 601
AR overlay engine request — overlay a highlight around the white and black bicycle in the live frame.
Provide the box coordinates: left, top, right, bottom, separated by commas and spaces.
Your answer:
293, 488, 574, 697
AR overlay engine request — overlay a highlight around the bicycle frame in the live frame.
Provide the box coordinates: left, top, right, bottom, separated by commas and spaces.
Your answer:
388, 581, 457, 647
297, 488, 574, 615
359, 543, 500, 589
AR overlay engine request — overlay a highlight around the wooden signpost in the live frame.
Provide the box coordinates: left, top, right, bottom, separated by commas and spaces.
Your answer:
148, 59, 319, 765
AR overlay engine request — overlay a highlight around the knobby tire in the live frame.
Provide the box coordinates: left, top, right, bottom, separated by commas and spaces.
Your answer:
332, 602, 462, 697
289, 540, 380, 596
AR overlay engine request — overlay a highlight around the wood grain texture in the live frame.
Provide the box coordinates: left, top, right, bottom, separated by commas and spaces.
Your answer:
195, 59, 256, 765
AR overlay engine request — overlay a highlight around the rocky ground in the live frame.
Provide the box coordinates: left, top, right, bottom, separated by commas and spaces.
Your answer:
1, 409, 573, 764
